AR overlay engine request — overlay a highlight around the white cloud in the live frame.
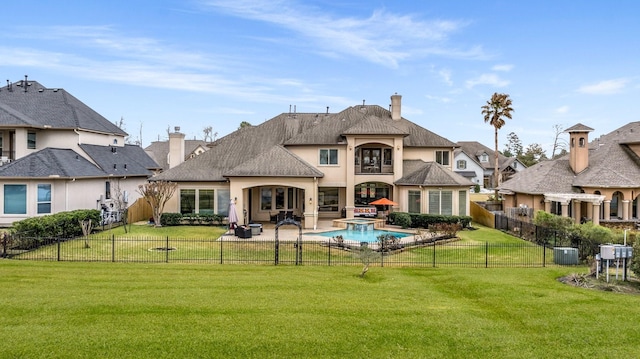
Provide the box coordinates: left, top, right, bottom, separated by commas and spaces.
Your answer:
492, 64, 514, 72
198, 0, 483, 68
578, 79, 628, 95
465, 73, 510, 89
555, 105, 570, 114
438, 69, 453, 86
426, 94, 452, 103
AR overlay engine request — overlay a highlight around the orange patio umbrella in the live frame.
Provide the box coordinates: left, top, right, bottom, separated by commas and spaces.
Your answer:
369, 198, 398, 206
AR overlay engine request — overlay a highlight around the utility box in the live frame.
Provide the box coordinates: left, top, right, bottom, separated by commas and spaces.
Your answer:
553, 247, 579, 265
600, 244, 633, 259
600, 245, 616, 260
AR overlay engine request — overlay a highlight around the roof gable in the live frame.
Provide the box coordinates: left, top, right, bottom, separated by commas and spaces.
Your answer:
396, 160, 473, 186
0, 80, 127, 136
224, 145, 324, 178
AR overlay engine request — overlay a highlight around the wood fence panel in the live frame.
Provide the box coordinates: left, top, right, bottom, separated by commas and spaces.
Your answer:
470, 201, 495, 228
127, 198, 152, 224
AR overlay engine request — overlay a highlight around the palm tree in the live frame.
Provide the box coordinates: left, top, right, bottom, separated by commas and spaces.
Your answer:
481, 92, 514, 200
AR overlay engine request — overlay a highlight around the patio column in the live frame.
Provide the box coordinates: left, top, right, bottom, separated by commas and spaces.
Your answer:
586, 201, 593, 221
603, 200, 611, 220
622, 200, 630, 220
573, 200, 581, 224
544, 199, 551, 213
561, 202, 569, 217
592, 203, 600, 225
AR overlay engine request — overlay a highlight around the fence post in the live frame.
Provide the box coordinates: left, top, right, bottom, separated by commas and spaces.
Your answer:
542, 242, 546, 267
111, 234, 115, 262
274, 238, 279, 265
485, 241, 489, 268
219, 237, 223, 264
166, 236, 169, 263
57, 237, 61, 262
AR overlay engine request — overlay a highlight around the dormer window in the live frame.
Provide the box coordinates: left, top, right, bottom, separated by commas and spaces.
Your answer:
113, 139, 118, 145
480, 154, 488, 162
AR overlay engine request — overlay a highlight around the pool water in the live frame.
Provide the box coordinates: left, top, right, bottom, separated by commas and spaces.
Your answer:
314, 229, 410, 243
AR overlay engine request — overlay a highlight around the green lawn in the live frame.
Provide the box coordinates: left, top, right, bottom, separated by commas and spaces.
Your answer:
1, 260, 639, 358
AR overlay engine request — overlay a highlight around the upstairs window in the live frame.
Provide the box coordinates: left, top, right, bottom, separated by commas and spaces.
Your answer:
457, 160, 466, 169
436, 150, 450, 166
319, 149, 338, 165
480, 154, 489, 162
27, 132, 36, 149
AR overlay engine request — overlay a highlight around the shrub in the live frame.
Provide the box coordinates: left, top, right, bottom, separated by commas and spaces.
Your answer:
533, 211, 573, 231
12, 209, 101, 238
631, 240, 640, 277
394, 213, 412, 229
160, 213, 183, 226
474, 184, 481, 193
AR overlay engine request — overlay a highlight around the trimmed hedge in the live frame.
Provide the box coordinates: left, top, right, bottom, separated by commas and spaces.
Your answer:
388, 212, 472, 229
12, 209, 101, 238
160, 212, 225, 227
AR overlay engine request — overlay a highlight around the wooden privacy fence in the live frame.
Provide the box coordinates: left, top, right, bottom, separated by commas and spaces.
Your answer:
471, 201, 495, 228
127, 198, 152, 224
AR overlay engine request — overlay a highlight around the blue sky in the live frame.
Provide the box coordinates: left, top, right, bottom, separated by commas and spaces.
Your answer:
2, 1, 639, 155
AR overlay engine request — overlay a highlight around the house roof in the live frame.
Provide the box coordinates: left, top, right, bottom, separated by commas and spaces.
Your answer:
80, 144, 161, 176
500, 121, 640, 194
0, 145, 158, 179
396, 160, 474, 186
0, 148, 107, 178
144, 139, 209, 170
224, 145, 324, 177
455, 141, 520, 171
0, 79, 127, 136
155, 103, 458, 182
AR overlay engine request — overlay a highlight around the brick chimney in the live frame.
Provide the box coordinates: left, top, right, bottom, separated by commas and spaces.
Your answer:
566, 123, 594, 174
391, 93, 402, 121
168, 127, 185, 169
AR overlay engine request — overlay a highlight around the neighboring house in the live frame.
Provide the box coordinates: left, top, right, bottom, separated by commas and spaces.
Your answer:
0, 78, 160, 226
454, 141, 526, 191
145, 131, 210, 171
499, 122, 640, 225
153, 94, 473, 229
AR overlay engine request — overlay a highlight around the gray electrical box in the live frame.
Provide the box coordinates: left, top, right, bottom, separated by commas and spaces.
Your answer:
600, 244, 633, 259
553, 247, 579, 265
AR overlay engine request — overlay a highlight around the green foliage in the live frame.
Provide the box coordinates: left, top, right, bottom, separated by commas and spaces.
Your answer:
533, 211, 574, 231
160, 213, 183, 226
353, 244, 380, 277
160, 212, 225, 226
376, 234, 403, 252
12, 209, 101, 238
631, 240, 640, 277
474, 184, 481, 193
393, 213, 412, 228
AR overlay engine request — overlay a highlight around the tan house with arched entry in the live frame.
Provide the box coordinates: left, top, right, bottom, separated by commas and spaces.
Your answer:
500, 122, 640, 225
151, 94, 473, 229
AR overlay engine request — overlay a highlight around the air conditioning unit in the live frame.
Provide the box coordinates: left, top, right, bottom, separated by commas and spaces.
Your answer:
553, 247, 579, 265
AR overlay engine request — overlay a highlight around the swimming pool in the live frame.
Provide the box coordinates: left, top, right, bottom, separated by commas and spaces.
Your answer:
314, 229, 411, 243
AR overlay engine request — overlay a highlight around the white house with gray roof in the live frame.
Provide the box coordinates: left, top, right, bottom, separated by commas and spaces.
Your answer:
154, 94, 473, 229
0, 78, 160, 226
454, 141, 526, 191
500, 122, 640, 225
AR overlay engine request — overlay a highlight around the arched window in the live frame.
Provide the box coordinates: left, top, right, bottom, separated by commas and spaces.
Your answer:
579, 137, 585, 147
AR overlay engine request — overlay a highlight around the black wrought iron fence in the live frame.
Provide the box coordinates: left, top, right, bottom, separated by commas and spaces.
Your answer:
494, 213, 599, 260
2, 233, 562, 267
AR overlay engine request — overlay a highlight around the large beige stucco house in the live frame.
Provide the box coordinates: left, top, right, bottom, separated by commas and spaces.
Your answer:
500, 122, 640, 225
152, 94, 473, 229
0, 78, 160, 227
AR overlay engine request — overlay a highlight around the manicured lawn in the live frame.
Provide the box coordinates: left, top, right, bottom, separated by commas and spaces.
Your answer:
1, 260, 639, 358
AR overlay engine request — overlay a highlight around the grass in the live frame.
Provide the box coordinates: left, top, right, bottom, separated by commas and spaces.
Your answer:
1, 261, 640, 358
13, 223, 558, 267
